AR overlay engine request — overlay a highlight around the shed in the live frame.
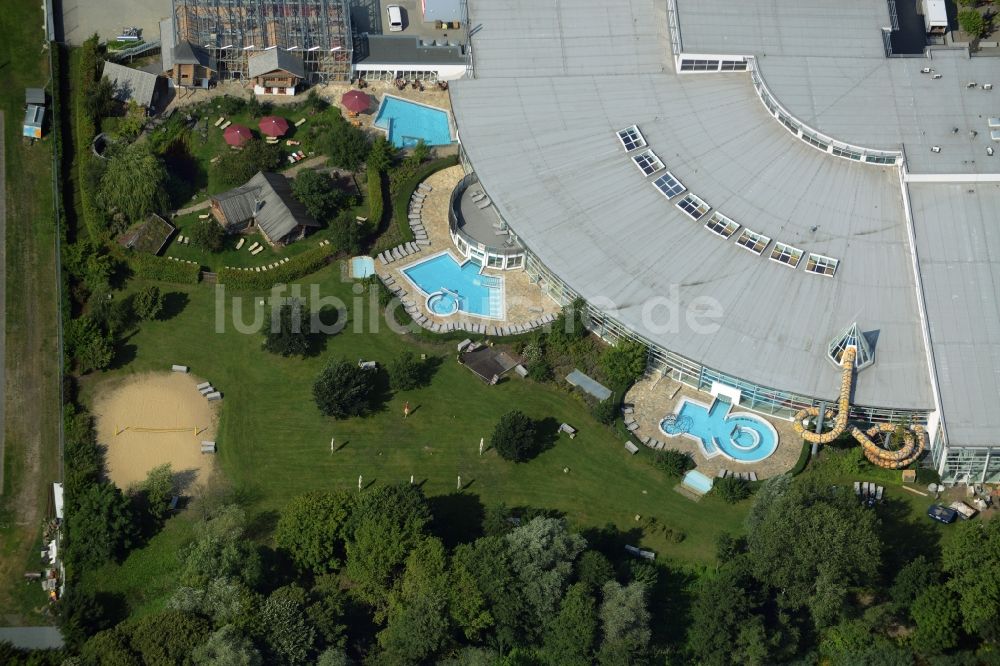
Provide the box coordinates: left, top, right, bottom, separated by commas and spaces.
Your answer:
458, 346, 519, 383
116, 213, 176, 255
23, 104, 44, 138
102, 61, 163, 109
25, 88, 46, 106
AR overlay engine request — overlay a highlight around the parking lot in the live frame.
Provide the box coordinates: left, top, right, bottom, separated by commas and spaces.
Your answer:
354, 0, 467, 45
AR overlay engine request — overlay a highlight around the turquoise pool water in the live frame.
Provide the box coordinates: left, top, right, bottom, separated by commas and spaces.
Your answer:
403, 253, 503, 319
682, 470, 714, 494
350, 256, 375, 278
661, 398, 778, 463
373, 96, 453, 148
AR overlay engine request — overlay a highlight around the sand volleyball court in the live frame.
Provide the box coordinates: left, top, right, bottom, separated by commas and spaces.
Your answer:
94, 372, 218, 490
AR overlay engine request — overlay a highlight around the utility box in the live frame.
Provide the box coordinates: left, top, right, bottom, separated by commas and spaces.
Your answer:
921, 0, 948, 35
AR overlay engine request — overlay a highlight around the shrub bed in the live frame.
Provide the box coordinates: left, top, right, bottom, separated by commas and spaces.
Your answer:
216, 244, 334, 290
390, 155, 459, 245
73, 37, 105, 244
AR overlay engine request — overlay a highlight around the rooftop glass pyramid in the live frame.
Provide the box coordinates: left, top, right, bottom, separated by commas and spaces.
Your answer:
827, 322, 874, 370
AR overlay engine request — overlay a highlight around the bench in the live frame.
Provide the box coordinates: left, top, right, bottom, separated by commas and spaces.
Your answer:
171, 364, 189, 373
624, 441, 639, 455
200, 441, 216, 453
625, 544, 655, 560
559, 423, 577, 438
514, 364, 528, 377
358, 359, 378, 370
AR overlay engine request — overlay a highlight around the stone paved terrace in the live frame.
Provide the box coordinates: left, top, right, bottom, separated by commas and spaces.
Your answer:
379, 165, 561, 330
625, 372, 802, 480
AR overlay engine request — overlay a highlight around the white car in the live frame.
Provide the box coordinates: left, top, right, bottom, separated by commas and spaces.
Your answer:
387, 5, 404, 32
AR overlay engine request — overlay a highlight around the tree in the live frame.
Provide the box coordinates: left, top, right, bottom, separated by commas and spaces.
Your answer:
67, 316, 115, 373
138, 463, 174, 526
941, 517, 1000, 636
910, 585, 961, 655
86, 75, 116, 121
192, 625, 262, 666
214, 140, 284, 188
292, 170, 349, 222
123, 610, 212, 666
378, 538, 453, 664
746, 479, 881, 626
598, 581, 651, 665
329, 211, 363, 255
98, 142, 168, 225
712, 476, 752, 504
387, 351, 425, 390
81, 628, 140, 666
345, 484, 432, 609
367, 134, 394, 173
889, 555, 940, 616
490, 410, 537, 462
542, 582, 598, 665
252, 586, 316, 665
65, 482, 138, 567
263, 299, 311, 357
650, 449, 695, 477
958, 9, 985, 36
275, 490, 354, 574
576, 550, 615, 590
600, 340, 647, 388
57, 587, 120, 648
316, 118, 370, 172
449, 535, 528, 651
550, 297, 588, 348
313, 357, 376, 418
504, 517, 586, 642
180, 505, 262, 589
168, 578, 257, 628
190, 218, 224, 252
132, 285, 164, 321
117, 100, 146, 141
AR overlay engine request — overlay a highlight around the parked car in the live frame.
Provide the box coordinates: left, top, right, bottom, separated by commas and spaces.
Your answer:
927, 504, 958, 524
387, 5, 404, 31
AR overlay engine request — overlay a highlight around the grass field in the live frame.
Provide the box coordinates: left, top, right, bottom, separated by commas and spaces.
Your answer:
79, 265, 754, 612
0, 1, 62, 623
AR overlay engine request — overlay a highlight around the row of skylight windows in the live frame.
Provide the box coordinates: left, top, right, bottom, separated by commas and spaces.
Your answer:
613, 125, 840, 277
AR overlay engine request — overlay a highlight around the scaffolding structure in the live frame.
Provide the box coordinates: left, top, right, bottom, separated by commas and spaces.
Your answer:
172, 0, 353, 82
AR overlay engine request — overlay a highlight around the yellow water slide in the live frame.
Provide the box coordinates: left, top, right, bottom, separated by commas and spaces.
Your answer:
791, 346, 925, 469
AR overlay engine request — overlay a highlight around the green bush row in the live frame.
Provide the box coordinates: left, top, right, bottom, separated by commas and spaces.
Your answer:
390, 155, 459, 246
790, 440, 812, 476
73, 36, 106, 245
367, 167, 384, 230
126, 252, 201, 284
216, 244, 334, 290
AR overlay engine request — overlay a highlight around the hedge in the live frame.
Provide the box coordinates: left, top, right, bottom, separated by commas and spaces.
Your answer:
367, 167, 384, 230
126, 252, 202, 284
790, 440, 812, 476
391, 155, 459, 245
216, 244, 334, 290
73, 36, 106, 245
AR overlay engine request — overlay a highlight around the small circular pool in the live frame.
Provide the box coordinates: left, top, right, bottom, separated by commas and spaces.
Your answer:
427, 291, 459, 316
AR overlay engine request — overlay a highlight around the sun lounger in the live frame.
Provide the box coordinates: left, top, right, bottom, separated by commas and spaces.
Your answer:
559, 423, 577, 438
476, 198, 492, 209
624, 441, 639, 455
172, 364, 189, 373
470, 190, 485, 202
358, 359, 378, 370
749, 472, 758, 482
206, 391, 222, 401
295, 118, 306, 127
418, 183, 432, 192
220, 121, 231, 130
875, 485, 884, 501
198, 213, 210, 219
183, 237, 190, 244
199, 385, 214, 395
854, 481, 861, 496
201, 441, 217, 453
196, 381, 212, 390
717, 469, 728, 478
236, 238, 245, 250
214, 117, 225, 127
655, 440, 666, 450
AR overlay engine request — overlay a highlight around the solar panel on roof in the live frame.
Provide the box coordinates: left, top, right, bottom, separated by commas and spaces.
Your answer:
652, 171, 686, 199
616, 125, 647, 151
631, 149, 664, 176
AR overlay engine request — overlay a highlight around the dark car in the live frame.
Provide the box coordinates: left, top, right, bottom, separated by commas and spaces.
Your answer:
927, 504, 958, 524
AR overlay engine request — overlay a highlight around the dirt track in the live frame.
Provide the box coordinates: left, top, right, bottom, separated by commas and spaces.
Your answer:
94, 372, 218, 491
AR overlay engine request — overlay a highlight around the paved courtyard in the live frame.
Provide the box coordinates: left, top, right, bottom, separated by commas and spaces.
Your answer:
61, 0, 170, 45
625, 372, 802, 479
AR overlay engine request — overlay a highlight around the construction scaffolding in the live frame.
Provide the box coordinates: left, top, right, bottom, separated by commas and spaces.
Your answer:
171, 0, 353, 83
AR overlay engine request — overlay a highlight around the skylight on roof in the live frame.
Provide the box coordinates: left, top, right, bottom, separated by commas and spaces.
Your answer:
735, 228, 771, 255
652, 171, 685, 199
632, 149, 664, 176
675, 193, 710, 221
617, 125, 646, 151
704, 212, 740, 239
769, 242, 803, 268
806, 253, 839, 277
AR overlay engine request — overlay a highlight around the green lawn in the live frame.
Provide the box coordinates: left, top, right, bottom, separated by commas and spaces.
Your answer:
0, 2, 62, 622
80, 265, 753, 613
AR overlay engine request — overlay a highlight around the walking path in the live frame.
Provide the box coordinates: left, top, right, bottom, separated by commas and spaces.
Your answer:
0, 111, 6, 492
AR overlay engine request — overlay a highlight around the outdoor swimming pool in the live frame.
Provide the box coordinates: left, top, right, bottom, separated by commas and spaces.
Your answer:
350, 255, 375, 279
661, 397, 778, 463
402, 252, 504, 319
682, 470, 714, 495
373, 96, 454, 148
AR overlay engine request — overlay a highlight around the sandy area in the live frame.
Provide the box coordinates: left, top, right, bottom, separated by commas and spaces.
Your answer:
94, 372, 218, 492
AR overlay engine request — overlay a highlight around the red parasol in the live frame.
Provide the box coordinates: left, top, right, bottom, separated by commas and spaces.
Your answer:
258, 115, 290, 137
223, 124, 253, 146
341, 90, 371, 114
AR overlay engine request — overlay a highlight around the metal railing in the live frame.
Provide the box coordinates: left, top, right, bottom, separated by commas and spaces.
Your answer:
108, 40, 162, 62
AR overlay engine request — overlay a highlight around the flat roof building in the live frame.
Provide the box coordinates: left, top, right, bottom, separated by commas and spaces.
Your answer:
450, 0, 1000, 484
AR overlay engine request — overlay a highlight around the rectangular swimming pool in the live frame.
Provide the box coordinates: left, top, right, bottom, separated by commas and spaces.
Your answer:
373, 96, 454, 148
682, 470, 714, 495
402, 252, 504, 319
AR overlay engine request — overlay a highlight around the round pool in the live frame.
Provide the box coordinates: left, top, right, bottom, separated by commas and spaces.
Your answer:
427, 291, 459, 316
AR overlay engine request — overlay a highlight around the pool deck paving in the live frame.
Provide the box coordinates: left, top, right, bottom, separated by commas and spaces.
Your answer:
379, 165, 560, 330
625, 373, 802, 480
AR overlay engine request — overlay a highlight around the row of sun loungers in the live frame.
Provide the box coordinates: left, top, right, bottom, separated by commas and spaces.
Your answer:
287, 150, 306, 164
854, 481, 884, 501
718, 470, 758, 481
175, 235, 190, 244
196, 379, 222, 402
408, 187, 432, 247
377, 241, 424, 265
225, 257, 291, 271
